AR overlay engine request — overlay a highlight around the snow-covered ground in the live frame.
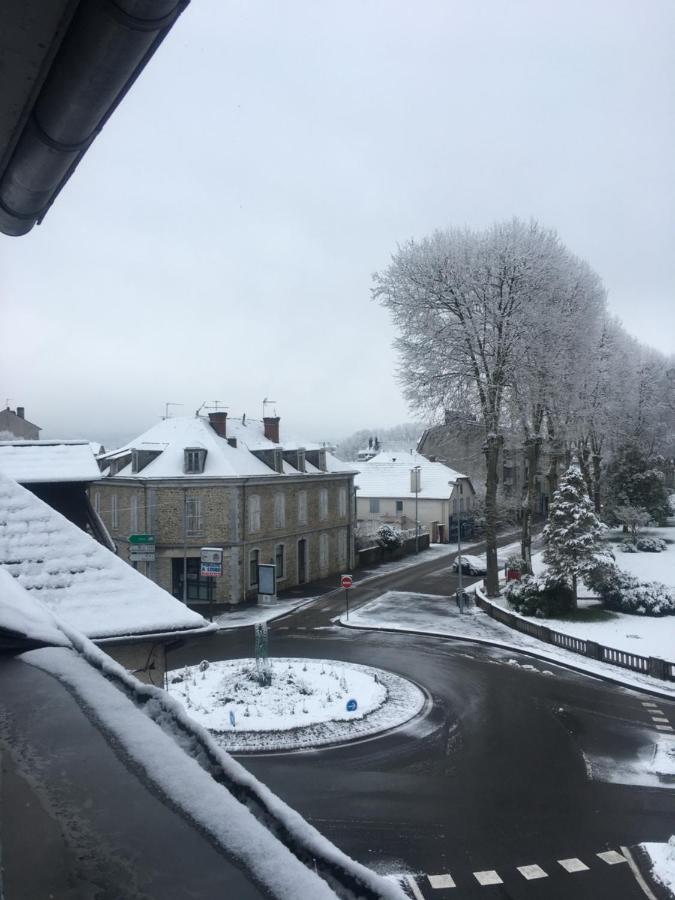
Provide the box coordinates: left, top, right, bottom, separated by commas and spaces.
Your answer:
609, 524, 675, 588
584, 733, 675, 790
168, 657, 425, 752
342, 590, 675, 698
215, 597, 315, 629
640, 837, 675, 897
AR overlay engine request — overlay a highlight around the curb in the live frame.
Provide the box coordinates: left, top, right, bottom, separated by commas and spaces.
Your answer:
338, 619, 675, 702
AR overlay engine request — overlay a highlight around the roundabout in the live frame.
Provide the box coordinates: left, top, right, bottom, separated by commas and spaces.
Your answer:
167, 656, 426, 752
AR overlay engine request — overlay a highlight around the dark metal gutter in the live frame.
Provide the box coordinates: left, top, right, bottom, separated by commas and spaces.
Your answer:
0, 0, 189, 236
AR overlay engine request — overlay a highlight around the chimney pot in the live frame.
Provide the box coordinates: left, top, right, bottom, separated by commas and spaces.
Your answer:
16, 406, 25, 419
263, 416, 280, 444
208, 411, 227, 438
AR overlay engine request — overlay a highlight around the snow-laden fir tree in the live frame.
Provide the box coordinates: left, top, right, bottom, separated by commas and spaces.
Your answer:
543, 462, 610, 606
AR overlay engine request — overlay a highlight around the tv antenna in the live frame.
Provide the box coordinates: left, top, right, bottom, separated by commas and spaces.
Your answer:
163, 402, 183, 419
195, 400, 227, 417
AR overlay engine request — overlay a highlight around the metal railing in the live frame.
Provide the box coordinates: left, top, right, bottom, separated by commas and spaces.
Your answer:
474, 585, 674, 682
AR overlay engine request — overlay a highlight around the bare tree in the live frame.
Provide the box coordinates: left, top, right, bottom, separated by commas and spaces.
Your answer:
374, 219, 573, 596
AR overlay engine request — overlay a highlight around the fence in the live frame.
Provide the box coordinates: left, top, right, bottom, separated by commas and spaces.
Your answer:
356, 531, 430, 568
474, 585, 674, 682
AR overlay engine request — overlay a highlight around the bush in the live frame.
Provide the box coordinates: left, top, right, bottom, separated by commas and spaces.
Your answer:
376, 523, 403, 551
503, 574, 575, 617
618, 542, 638, 553
636, 536, 667, 552
506, 555, 527, 572
586, 562, 675, 616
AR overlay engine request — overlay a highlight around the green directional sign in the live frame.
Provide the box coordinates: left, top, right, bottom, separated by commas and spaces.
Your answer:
129, 533, 155, 544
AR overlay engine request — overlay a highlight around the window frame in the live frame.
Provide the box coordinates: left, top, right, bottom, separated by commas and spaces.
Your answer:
297, 490, 308, 526
185, 496, 203, 535
319, 488, 328, 520
249, 548, 260, 588
111, 494, 118, 529
369, 497, 380, 514
275, 543, 285, 580
274, 492, 286, 529
248, 494, 261, 533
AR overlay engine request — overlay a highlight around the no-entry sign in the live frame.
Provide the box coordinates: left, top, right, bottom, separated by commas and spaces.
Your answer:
341, 574, 353, 589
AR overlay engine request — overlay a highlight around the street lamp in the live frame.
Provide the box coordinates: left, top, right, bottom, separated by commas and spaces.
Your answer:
449, 480, 464, 609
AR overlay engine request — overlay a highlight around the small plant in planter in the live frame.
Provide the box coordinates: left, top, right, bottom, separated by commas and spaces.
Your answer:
505, 555, 526, 581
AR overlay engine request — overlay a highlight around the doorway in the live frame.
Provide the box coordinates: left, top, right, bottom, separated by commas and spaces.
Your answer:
297, 538, 307, 584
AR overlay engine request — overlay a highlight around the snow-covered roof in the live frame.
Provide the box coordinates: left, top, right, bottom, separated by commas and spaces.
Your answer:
0, 566, 70, 646
0, 440, 102, 483
355, 451, 472, 500
100, 416, 356, 479
0, 473, 211, 641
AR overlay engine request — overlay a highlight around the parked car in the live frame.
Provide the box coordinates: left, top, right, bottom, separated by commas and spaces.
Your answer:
452, 554, 488, 575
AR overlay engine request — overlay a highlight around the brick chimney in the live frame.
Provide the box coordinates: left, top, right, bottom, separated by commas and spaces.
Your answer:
263, 416, 280, 444
208, 411, 227, 438
16, 406, 25, 419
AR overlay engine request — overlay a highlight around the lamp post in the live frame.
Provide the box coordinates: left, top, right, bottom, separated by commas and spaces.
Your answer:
449, 480, 463, 607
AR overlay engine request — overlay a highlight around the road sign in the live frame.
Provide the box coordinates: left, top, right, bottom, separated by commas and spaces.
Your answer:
341, 574, 353, 589
201, 547, 223, 564
129, 551, 155, 562
129, 534, 155, 544
346, 698, 358, 712
200, 562, 222, 576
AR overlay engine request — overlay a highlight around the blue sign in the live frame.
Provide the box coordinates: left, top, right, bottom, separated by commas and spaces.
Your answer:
229, 710, 236, 727
346, 698, 357, 712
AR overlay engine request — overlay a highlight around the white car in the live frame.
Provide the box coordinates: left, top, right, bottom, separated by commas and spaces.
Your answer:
452, 554, 487, 575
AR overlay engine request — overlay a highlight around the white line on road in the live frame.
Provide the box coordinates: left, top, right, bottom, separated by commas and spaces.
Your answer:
474, 870, 503, 885
428, 873, 456, 889
558, 857, 589, 873
597, 850, 628, 865
651, 716, 669, 723
656, 724, 674, 731
517, 864, 548, 880
642, 702, 659, 708
404, 874, 426, 899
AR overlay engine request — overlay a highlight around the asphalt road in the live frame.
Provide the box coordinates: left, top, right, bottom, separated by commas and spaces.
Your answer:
171, 540, 675, 900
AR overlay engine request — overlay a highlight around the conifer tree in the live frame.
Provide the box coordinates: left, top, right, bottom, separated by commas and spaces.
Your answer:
543, 462, 609, 606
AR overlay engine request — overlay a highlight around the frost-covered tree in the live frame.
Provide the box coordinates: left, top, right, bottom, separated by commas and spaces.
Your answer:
375, 218, 596, 596
543, 463, 610, 606
604, 443, 671, 525
612, 506, 652, 542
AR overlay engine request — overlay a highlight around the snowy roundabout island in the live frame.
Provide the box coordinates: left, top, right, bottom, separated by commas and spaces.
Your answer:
167, 657, 426, 752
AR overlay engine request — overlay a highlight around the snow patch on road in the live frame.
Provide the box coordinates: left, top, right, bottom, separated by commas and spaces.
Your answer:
584, 734, 675, 789
640, 837, 675, 896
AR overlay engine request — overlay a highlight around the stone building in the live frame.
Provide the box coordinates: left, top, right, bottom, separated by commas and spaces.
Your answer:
418, 412, 551, 519
94, 412, 357, 606
0, 405, 41, 439
0, 473, 212, 685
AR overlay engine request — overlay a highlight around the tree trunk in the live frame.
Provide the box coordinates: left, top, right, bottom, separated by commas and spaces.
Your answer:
520, 438, 541, 574
571, 573, 578, 609
591, 452, 602, 515
484, 434, 501, 597
578, 443, 593, 499
546, 450, 559, 500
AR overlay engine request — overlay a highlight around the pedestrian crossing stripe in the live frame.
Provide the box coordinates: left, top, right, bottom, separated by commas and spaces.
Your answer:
517, 864, 547, 879
597, 850, 627, 865
428, 873, 456, 889
558, 857, 589, 872
474, 870, 503, 885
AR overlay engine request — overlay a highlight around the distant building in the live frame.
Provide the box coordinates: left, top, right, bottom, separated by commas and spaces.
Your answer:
94, 412, 357, 606
355, 451, 475, 541
0, 440, 113, 549
0, 474, 213, 684
0, 406, 41, 440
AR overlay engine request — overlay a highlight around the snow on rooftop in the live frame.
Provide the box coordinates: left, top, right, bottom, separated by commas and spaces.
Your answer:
355, 451, 470, 499
0, 440, 102, 483
0, 473, 210, 640
100, 416, 357, 479
0, 566, 70, 646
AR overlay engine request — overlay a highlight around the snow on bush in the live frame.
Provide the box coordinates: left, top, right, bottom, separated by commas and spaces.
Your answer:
503, 573, 575, 617
586, 563, 675, 616
376, 523, 403, 551
636, 536, 668, 552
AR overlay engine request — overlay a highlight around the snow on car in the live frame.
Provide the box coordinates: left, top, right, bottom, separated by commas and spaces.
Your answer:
452, 554, 488, 575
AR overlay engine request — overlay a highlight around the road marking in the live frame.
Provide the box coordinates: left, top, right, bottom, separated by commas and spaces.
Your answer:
517, 864, 547, 880
558, 857, 589, 873
642, 702, 659, 708
404, 874, 426, 899
621, 846, 660, 900
474, 870, 503, 885
597, 850, 628, 865
428, 873, 456, 889
651, 716, 669, 723
656, 724, 674, 731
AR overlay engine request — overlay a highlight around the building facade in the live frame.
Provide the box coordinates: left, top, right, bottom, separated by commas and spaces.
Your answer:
93, 412, 356, 605
0, 406, 41, 439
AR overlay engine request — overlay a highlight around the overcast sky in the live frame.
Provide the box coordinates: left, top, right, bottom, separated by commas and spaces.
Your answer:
1, 0, 673, 448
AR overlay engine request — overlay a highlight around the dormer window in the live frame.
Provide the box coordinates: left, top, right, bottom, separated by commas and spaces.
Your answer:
184, 447, 207, 474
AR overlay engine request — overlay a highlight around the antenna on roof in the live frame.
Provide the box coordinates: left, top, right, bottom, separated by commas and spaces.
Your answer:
163, 402, 183, 419
262, 398, 277, 419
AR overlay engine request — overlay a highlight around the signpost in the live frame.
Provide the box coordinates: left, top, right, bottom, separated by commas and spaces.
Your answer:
200, 547, 223, 577
128, 534, 155, 564
346, 698, 358, 712
341, 573, 352, 620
